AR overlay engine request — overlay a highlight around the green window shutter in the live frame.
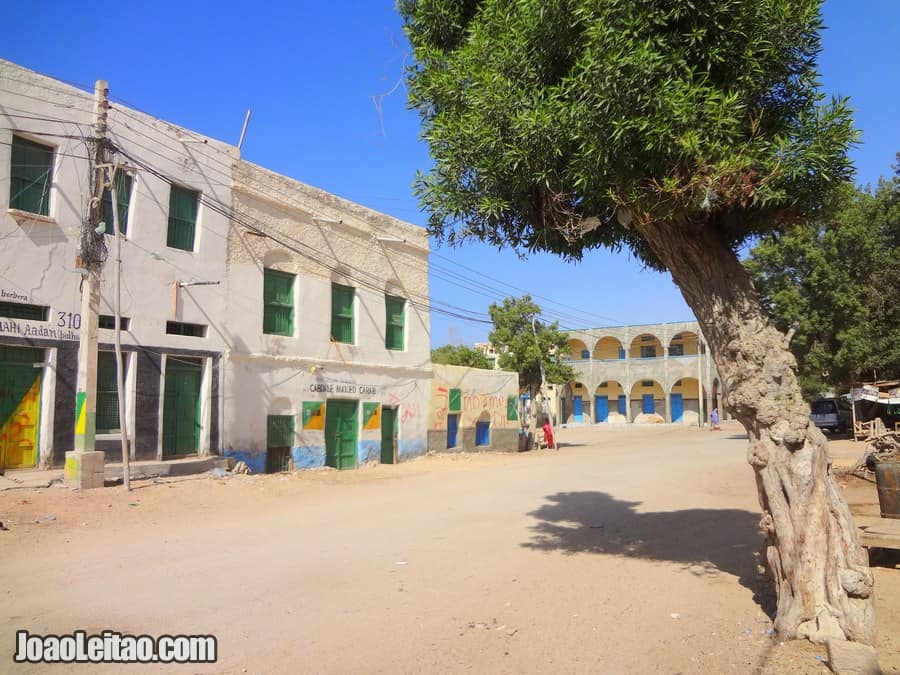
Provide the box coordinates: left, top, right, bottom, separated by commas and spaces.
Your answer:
167, 185, 198, 250
449, 388, 461, 413
507, 395, 519, 421
263, 269, 295, 336
385, 295, 405, 350
96, 351, 125, 433
10, 136, 53, 215
331, 283, 354, 343
101, 170, 133, 235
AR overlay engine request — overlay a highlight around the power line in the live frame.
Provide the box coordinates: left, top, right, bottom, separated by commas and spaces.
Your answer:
4, 89, 618, 331
111, 143, 493, 326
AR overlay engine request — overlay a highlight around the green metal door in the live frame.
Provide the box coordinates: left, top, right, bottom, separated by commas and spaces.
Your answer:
380, 406, 397, 464
267, 414, 294, 473
162, 357, 202, 457
325, 399, 358, 470
0, 346, 43, 470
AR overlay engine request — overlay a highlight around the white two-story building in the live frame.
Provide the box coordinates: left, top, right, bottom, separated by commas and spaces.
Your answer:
0, 59, 431, 474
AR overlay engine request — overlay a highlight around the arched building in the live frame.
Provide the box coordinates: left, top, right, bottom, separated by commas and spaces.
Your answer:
558, 321, 723, 426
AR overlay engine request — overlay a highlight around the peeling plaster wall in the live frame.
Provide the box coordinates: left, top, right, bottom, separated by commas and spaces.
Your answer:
428, 364, 520, 453
0, 60, 232, 464
1, 60, 435, 470
223, 161, 432, 470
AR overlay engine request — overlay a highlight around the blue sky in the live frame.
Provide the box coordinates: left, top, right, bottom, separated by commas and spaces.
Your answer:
3, 1, 898, 347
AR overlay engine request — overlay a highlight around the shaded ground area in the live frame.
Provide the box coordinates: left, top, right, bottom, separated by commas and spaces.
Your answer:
524, 491, 776, 617
1, 424, 897, 673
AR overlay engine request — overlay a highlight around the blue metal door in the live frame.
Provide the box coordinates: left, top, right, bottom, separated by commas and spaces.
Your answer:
642, 394, 655, 414
447, 414, 458, 448
475, 421, 490, 446
573, 396, 583, 422
595, 396, 609, 422
670, 394, 683, 422
618, 395, 627, 415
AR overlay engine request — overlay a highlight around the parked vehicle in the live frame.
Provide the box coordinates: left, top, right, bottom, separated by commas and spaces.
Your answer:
810, 398, 852, 433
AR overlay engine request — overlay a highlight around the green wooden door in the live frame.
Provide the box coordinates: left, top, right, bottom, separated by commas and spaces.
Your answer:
380, 406, 397, 464
325, 400, 358, 470
162, 357, 202, 457
0, 346, 43, 470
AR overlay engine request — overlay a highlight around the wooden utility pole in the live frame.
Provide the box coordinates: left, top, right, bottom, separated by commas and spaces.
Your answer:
110, 168, 131, 490
532, 316, 556, 449
697, 335, 704, 428
65, 80, 109, 490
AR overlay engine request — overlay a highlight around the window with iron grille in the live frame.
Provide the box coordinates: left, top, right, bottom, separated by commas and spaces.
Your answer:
99, 315, 131, 330
9, 135, 53, 216
331, 283, 354, 344
385, 294, 405, 350
167, 185, 198, 251
0, 301, 48, 321
101, 170, 133, 235
166, 321, 207, 337
96, 351, 127, 433
264, 269, 295, 336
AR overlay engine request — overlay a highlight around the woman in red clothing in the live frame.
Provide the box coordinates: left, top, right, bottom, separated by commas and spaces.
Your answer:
542, 420, 555, 449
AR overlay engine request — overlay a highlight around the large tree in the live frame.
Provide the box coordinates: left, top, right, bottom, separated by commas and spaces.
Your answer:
746, 161, 900, 399
488, 295, 574, 433
401, 0, 875, 643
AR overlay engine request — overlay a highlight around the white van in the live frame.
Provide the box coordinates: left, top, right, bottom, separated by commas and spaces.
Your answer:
810, 398, 851, 433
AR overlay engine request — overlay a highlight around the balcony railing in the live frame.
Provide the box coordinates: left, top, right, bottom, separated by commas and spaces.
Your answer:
563, 353, 700, 364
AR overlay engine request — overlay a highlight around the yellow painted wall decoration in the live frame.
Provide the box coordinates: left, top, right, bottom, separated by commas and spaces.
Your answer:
302, 401, 325, 430
0, 376, 41, 469
363, 402, 381, 430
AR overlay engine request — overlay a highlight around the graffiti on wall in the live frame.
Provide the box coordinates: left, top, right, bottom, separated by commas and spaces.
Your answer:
432, 386, 513, 430
387, 392, 421, 423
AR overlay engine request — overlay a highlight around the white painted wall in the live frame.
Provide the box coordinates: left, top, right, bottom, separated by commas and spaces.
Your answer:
0, 60, 235, 460
1, 60, 435, 470
222, 160, 432, 469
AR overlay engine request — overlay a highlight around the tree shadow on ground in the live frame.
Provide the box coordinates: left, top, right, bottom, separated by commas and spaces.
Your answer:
523, 491, 775, 617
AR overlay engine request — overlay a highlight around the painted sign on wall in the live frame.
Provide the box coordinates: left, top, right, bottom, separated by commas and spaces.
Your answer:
363, 402, 380, 430
302, 401, 324, 430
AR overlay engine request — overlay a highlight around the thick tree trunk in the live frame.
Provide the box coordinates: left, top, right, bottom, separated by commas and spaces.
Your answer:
631, 218, 876, 645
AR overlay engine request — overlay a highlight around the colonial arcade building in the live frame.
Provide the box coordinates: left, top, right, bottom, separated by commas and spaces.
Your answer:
559, 321, 723, 426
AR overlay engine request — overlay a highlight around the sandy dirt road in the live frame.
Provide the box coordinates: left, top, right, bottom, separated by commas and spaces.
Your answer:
1, 424, 897, 673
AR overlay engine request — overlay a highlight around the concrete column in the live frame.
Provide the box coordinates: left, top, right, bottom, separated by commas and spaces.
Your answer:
68, 265, 104, 489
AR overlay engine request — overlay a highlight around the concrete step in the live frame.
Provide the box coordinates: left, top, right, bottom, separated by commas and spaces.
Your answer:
0, 455, 229, 490
104, 456, 230, 481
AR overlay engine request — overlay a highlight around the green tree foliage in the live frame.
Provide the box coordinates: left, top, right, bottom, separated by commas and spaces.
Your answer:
400, 0, 855, 264
746, 158, 900, 398
430, 343, 492, 368
400, 0, 877, 643
487, 295, 574, 398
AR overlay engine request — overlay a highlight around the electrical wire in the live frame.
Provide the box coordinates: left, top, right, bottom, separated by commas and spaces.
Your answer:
3, 84, 623, 331
111, 143, 494, 326
102, 108, 623, 328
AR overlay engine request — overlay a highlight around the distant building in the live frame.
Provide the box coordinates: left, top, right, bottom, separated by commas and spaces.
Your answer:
428, 364, 520, 453
560, 321, 722, 425
473, 341, 501, 370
